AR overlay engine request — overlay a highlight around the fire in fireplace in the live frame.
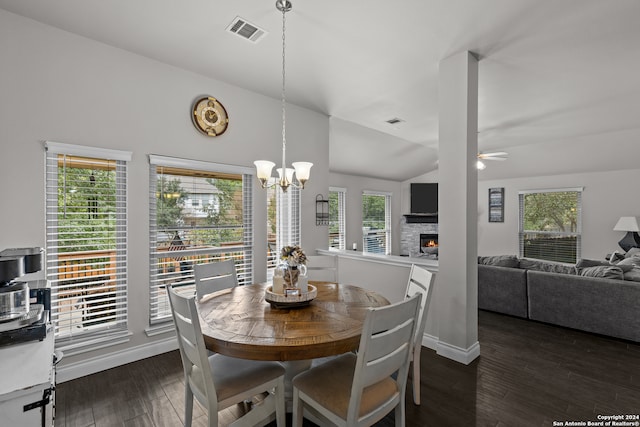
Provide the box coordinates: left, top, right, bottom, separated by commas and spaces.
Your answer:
420, 234, 438, 252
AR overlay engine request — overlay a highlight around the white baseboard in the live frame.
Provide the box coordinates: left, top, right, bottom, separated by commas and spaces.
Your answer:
56, 337, 178, 383
435, 340, 480, 365
421, 332, 439, 350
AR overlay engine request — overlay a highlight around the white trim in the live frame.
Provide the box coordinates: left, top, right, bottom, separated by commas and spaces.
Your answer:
148, 154, 254, 175
329, 186, 347, 193
145, 322, 176, 337
56, 337, 178, 383
421, 332, 439, 350
55, 330, 132, 358
363, 190, 392, 196
45, 141, 132, 161
436, 340, 480, 365
316, 249, 438, 271
518, 186, 584, 195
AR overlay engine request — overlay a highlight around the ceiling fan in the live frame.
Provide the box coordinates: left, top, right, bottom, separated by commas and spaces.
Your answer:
476, 152, 508, 169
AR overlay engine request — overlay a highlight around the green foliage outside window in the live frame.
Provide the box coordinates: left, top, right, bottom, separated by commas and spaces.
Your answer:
328, 192, 340, 235
521, 191, 580, 263
523, 192, 578, 233
57, 165, 117, 252
156, 173, 244, 248
362, 194, 386, 230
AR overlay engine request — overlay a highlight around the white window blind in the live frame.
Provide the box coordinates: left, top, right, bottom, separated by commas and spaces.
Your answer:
266, 180, 301, 278
45, 142, 131, 352
148, 156, 254, 324
329, 187, 346, 250
362, 191, 391, 255
519, 188, 582, 263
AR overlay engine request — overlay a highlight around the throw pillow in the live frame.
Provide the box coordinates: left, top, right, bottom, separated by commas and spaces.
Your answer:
623, 266, 640, 282
617, 256, 640, 268
579, 265, 624, 280
625, 247, 640, 258
477, 255, 519, 268
611, 256, 639, 273
519, 258, 577, 275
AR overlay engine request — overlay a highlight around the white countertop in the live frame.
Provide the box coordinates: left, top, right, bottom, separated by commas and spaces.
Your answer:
316, 249, 439, 271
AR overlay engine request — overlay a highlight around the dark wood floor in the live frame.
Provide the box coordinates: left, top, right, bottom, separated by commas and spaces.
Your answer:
55, 310, 640, 426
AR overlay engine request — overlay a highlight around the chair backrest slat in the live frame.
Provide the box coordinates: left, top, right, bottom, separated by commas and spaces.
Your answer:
366, 317, 415, 362
195, 259, 238, 300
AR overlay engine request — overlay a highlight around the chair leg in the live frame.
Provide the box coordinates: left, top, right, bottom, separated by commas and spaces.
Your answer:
275, 377, 286, 427
292, 388, 304, 427
412, 347, 421, 405
184, 385, 194, 427
395, 402, 406, 427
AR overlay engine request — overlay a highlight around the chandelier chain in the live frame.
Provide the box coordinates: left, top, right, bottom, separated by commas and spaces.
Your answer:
281, 5, 287, 157
253, 1, 311, 192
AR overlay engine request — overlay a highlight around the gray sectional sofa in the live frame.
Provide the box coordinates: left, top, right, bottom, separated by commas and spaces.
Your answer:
478, 254, 640, 342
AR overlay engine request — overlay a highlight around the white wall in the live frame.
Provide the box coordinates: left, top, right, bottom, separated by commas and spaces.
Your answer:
328, 172, 403, 255
477, 168, 640, 260
403, 168, 640, 261
0, 10, 329, 373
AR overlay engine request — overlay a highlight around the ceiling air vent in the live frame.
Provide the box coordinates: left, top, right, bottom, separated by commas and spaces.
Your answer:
386, 118, 404, 125
226, 16, 267, 43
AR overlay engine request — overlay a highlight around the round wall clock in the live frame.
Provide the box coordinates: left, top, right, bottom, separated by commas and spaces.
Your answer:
191, 96, 229, 136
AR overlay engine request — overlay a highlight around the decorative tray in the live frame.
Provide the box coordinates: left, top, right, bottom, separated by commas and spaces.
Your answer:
265, 284, 317, 309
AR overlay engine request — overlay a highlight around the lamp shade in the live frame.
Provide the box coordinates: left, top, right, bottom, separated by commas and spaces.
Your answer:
276, 167, 295, 184
613, 216, 640, 232
254, 161, 275, 181
292, 162, 313, 182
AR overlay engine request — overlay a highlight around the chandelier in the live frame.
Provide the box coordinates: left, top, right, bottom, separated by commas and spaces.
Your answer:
254, 0, 312, 192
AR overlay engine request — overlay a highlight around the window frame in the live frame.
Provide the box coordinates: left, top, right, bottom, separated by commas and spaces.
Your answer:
518, 187, 583, 263
147, 155, 254, 326
329, 187, 346, 251
362, 190, 392, 255
266, 179, 301, 279
45, 141, 132, 356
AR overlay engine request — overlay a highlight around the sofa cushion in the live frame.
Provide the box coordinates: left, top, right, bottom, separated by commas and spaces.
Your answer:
477, 264, 528, 318
575, 258, 609, 269
478, 255, 520, 268
519, 258, 576, 275
579, 265, 624, 280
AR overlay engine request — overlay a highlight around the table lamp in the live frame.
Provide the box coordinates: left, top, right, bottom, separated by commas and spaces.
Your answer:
613, 216, 640, 252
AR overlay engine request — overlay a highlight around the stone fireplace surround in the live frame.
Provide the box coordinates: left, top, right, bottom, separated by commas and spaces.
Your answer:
400, 215, 438, 257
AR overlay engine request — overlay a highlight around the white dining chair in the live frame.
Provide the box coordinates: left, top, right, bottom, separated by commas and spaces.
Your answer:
306, 254, 338, 283
292, 294, 421, 427
167, 284, 286, 427
405, 264, 435, 405
194, 259, 238, 300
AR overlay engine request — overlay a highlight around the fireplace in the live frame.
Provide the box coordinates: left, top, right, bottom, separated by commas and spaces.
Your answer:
420, 234, 438, 253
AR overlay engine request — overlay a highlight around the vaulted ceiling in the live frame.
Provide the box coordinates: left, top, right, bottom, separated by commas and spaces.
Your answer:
2, 0, 639, 181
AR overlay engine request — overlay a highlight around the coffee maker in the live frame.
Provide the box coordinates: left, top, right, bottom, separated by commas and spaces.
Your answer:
0, 247, 50, 345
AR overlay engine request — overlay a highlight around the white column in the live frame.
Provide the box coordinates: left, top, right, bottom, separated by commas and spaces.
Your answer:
435, 51, 480, 364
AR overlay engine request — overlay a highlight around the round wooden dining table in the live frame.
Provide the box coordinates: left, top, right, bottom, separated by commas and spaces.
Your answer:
196, 282, 390, 361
